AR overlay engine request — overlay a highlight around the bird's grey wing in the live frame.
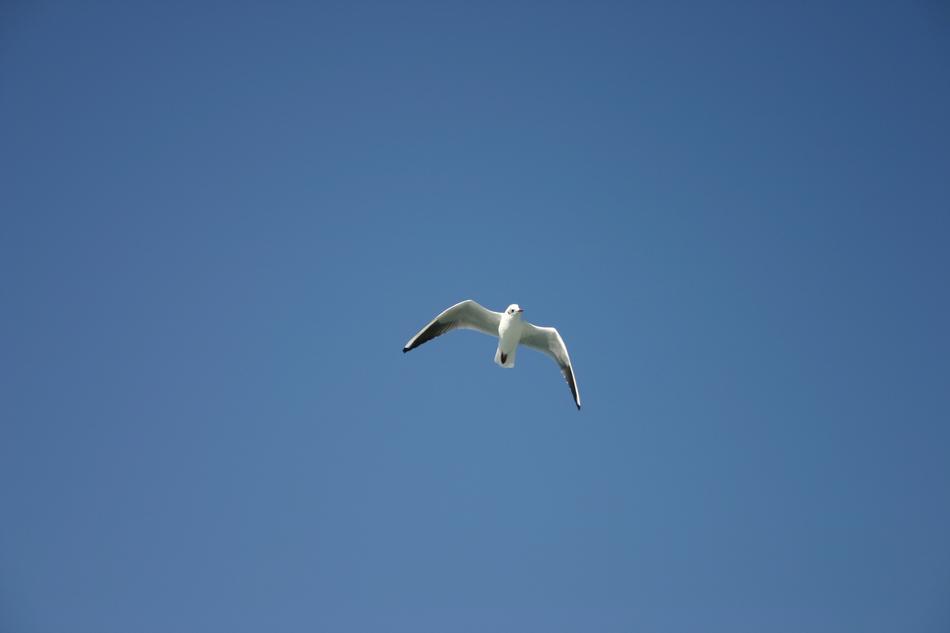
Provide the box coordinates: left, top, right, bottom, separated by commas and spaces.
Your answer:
403, 300, 502, 353
520, 323, 581, 410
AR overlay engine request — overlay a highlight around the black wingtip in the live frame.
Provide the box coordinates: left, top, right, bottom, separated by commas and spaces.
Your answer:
403, 347, 409, 353
576, 403, 581, 410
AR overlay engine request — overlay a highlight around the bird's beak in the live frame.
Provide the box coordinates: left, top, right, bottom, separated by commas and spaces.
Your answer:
516, 308, 524, 313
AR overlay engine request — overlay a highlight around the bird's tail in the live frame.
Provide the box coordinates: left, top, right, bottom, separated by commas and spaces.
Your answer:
494, 346, 516, 368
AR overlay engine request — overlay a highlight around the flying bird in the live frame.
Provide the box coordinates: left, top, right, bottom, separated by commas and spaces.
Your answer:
403, 300, 581, 409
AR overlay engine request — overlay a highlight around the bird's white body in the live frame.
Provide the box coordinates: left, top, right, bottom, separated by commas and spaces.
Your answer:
494, 310, 524, 368
403, 300, 582, 409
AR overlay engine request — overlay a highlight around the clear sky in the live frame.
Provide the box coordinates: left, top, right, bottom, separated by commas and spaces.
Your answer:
2, 2, 949, 631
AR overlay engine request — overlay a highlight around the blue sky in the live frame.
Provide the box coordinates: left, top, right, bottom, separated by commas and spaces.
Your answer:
2, 2, 949, 631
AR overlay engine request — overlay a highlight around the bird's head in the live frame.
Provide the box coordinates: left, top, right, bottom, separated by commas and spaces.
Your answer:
505, 304, 524, 318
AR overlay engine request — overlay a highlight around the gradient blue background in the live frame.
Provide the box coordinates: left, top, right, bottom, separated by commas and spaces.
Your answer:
2, 2, 949, 631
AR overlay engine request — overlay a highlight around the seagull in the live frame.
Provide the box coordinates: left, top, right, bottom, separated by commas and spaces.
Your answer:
403, 300, 581, 409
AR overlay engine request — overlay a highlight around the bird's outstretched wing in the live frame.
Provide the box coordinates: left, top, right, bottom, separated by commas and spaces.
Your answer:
520, 323, 581, 409
403, 300, 502, 353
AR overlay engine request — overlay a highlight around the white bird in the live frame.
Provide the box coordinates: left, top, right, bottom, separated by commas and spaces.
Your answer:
403, 300, 581, 410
